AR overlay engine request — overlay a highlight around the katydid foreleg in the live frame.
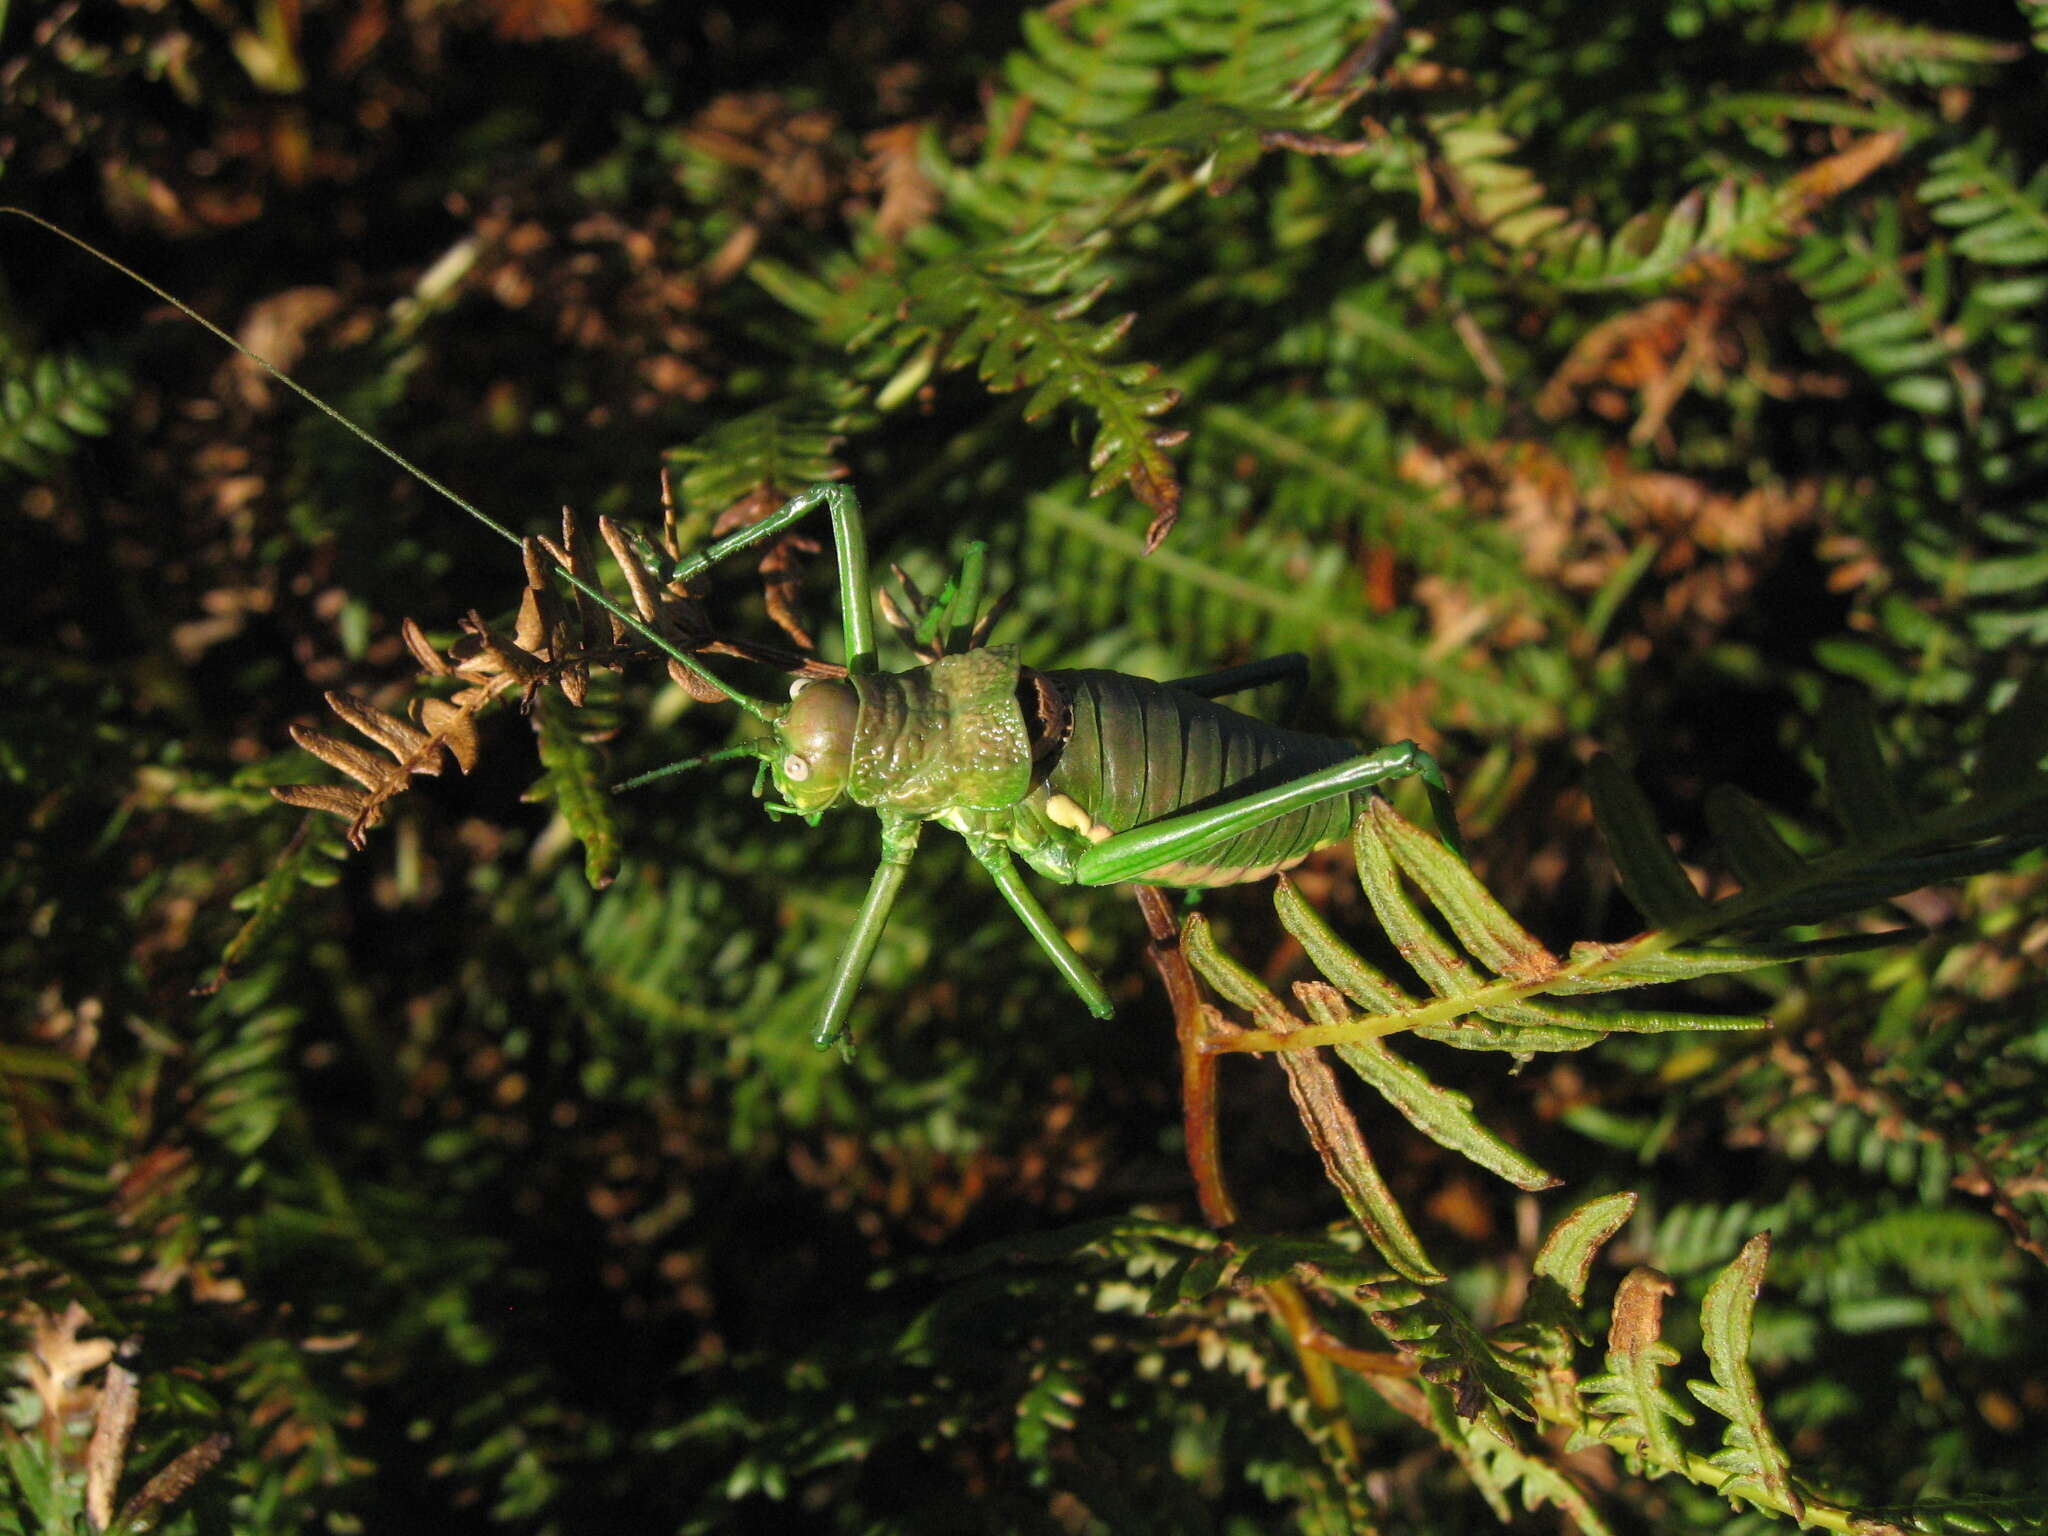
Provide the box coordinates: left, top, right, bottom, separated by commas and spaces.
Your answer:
665, 483, 879, 675
814, 812, 923, 1049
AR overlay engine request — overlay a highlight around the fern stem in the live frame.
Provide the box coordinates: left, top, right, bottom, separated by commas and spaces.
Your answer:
1587, 1425, 1855, 1532
1216, 779, 2045, 1054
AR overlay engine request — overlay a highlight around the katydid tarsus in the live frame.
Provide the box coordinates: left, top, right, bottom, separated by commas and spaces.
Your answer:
4, 207, 1465, 1050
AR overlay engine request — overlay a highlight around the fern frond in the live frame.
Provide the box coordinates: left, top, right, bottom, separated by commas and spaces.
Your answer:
228, 1337, 364, 1493
1198, 396, 1537, 601
189, 990, 299, 1158
528, 686, 622, 890
1024, 490, 1558, 726
1130, 1229, 1397, 1310
1641, 1199, 1790, 1279
265, 496, 832, 882
1788, 200, 2041, 416
1597, 683, 2048, 935
663, 401, 854, 522
1463, 1428, 1614, 1535
1501, 1193, 1641, 1428
272, 672, 506, 845
1232, 980, 1443, 1283
0, 349, 129, 476
828, 236, 1186, 544
1686, 1235, 1805, 1519
967, 5, 1171, 230
1189, 918, 1560, 1191
1858, 1494, 2048, 1533
743, 0, 1415, 552
1572, 1267, 1695, 1470
1201, 797, 1788, 1059
1534, 1194, 1641, 1309
663, 409, 856, 655
1196, 672, 2045, 1063
1823, 1207, 2023, 1349
1919, 131, 2048, 266
1359, 1277, 1537, 1422
965, 0, 1381, 231
0, 1092, 134, 1312
1798, 8, 2025, 88
1425, 112, 1907, 291
205, 817, 352, 994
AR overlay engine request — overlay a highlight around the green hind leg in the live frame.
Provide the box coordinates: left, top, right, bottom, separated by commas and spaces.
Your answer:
666, 484, 880, 675
1165, 652, 1309, 712
1072, 741, 1462, 886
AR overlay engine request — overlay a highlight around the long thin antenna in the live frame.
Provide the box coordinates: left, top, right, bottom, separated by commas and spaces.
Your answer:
611, 742, 767, 794
1, 206, 772, 723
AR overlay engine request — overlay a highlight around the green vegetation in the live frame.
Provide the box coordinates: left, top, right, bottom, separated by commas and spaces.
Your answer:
3, 2, 2045, 1530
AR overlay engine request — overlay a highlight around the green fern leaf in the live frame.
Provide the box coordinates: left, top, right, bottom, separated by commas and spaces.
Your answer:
1363, 1278, 1538, 1422
1199, 396, 1539, 602
902, 240, 1183, 538
967, 0, 1378, 229
529, 687, 621, 890
1859, 1494, 2048, 1534
209, 818, 351, 992
1465, 1428, 1616, 1535
1920, 132, 2048, 266
0, 1432, 77, 1532
0, 348, 129, 476
1815, 686, 1911, 842
1686, 1234, 1804, 1520
1025, 491, 1557, 724
666, 402, 853, 521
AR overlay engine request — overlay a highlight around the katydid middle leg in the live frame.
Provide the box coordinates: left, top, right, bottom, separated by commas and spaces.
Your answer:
1072, 740, 1463, 886
964, 835, 1114, 1019
1166, 653, 1310, 716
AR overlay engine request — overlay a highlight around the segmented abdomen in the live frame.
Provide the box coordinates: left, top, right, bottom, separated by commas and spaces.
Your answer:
1042, 670, 1361, 886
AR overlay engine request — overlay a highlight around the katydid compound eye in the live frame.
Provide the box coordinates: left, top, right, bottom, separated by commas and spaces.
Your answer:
775, 678, 857, 812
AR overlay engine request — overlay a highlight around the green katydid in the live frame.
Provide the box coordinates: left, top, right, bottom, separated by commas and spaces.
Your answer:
4, 208, 1464, 1049
632, 485, 1464, 1048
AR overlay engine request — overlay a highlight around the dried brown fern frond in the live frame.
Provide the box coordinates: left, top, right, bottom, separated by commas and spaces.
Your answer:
876, 563, 1013, 665
274, 506, 631, 843
272, 480, 843, 845
272, 612, 535, 846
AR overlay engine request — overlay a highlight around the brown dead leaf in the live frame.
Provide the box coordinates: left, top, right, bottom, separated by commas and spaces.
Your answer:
19, 1301, 116, 1428
110, 1432, 231, 1533
483, 0, 600, 41
1608, 1267, 1677, 1355
865, 121, 940, 241
84, 1359, 139, 1530
1780, 130, 1909, 213
231, 287, 345, 410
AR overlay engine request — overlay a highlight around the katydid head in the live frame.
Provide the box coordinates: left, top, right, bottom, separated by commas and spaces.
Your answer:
770, 677, 860, 813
